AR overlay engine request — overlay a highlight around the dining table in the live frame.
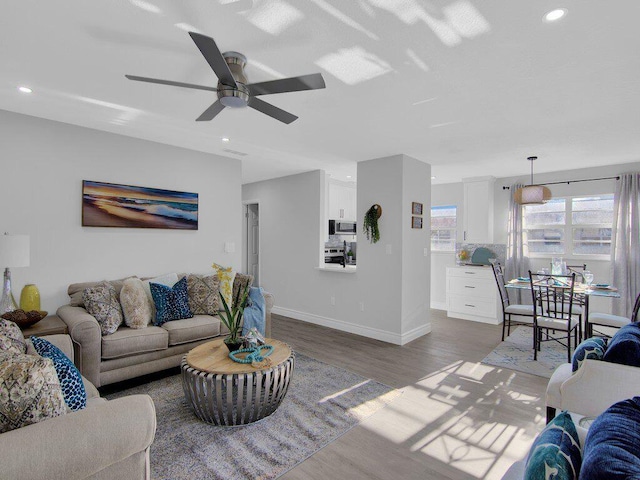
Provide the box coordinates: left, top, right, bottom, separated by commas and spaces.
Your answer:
505, 277, 621, 341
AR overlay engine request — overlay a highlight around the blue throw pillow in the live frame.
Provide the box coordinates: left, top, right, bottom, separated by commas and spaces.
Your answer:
603, 322, 640, 367
580, 397, 640, 479
31, 336, 87, 411
524, 411, 582, 480
150, 276, 193, 326
572, 337, 607, 372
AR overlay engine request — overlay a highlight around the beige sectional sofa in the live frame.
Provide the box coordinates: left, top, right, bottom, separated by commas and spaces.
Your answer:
0, 334, 156, 480
57, 276, 273, 387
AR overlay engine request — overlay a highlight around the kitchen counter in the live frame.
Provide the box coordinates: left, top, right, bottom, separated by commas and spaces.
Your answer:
316, 264, 357, 274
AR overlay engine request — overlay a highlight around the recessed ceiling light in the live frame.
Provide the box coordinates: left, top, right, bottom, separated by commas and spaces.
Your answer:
18, 86, 32, 93
346, 175, 352, 179
221, 137, 230, 142
543, 8, 567, 22
431, 176, 436, 180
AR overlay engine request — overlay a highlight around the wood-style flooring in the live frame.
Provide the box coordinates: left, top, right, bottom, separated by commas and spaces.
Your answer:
273, 310, 547, 480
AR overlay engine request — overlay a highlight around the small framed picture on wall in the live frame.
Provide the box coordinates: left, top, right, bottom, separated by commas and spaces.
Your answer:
412, 216, 423, 229
412, 202, 423, 215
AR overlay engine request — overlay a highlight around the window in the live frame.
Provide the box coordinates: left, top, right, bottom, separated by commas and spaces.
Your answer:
523, 194, 614, 257
431, 205, 457, 252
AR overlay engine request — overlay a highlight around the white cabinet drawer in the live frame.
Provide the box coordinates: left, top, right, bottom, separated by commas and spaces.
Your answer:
448, 276, 496, 296
446, 266, 493, 279
448, 294, 497, 317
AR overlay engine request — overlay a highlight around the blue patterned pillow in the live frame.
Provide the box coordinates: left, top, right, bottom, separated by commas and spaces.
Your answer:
30, 336, 86, 411
150, 276, 193, 326
580, 397, 640, 479
524, 411, 582, 480
572, 337, 607, 372
603, 323, 640, 367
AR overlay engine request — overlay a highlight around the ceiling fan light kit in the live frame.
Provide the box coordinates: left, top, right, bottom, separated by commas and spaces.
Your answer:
514, 156, 552, 205
125, 32, 325, 124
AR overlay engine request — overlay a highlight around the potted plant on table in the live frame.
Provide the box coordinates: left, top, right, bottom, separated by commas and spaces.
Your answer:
219, 283, 250, 352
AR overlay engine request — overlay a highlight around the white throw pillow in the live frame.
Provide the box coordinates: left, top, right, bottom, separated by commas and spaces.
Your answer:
142, 273, 179, 324
120, 278, 152, 329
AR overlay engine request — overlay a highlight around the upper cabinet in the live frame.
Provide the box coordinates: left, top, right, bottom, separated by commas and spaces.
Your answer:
462, 177, 495, 243
328, 181, 357, 221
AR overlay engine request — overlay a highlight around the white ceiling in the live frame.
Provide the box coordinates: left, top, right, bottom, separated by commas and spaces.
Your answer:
1, 0, 639, 185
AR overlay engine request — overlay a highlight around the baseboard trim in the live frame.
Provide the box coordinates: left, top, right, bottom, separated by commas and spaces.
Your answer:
272, 306, 431, 345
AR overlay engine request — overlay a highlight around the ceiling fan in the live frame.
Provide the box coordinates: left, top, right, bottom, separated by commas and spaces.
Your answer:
125, 32, 326, 124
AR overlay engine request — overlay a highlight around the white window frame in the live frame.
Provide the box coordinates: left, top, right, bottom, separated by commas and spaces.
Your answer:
431, 205, 457, 253
523, 193, 613, 260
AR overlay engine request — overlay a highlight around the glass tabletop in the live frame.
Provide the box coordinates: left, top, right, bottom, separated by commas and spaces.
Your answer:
505, 278, 621, 298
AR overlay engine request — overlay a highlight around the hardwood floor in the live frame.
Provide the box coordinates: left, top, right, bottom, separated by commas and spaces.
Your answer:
273, 310, 547, 480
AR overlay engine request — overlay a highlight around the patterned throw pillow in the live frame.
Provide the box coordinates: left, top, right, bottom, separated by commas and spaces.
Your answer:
603, 323, 640, 367
82, 281, 124, 335
142, 273, 179, 323
187, 274, 220, 315
212, 263, 236, 310
31, 336, 86, 411
524, 411, 582, 480
572, 337, 607, 372
581, 396, 640, 479
232, 273, 254, 309
120, 278, 152, 329
0, 352, 66, 433
0, 319, 26, 354
150, 276, 193, 326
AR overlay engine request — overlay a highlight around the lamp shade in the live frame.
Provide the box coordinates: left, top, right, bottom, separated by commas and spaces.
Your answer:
0, 234, 30, 268
514, 185, 552, 205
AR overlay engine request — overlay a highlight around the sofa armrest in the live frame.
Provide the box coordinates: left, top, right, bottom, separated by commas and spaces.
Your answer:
56, 305, 102, 387
40, 334, 75, 362
559, 359, 640, 417
263, 291, 274, 338
0, 394, 156, 480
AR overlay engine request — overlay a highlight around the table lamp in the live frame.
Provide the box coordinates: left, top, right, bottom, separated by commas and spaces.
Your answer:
0, 233, 30, 315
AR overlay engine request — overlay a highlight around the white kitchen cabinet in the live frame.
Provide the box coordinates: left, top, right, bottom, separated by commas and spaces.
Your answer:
446, 266, 501, 324
328, 181, 357, 220
463, 177, 494, 243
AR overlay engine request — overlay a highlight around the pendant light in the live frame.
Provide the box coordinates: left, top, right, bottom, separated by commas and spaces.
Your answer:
514, 156, 552, 205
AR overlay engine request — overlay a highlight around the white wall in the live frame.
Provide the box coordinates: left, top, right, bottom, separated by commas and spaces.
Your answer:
1, 110, 242, 311
431, 160, 640, 314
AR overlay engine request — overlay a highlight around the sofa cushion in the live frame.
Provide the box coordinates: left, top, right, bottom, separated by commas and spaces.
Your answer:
603, 322, 640, 367
0, 352, 66, 433
232, 273, 254, 309
187, 274, 220, 315
161, 315, 221, 346
68, 277, 133, 307
142, 273, 179, 323
120, 278, 152, 329
150, 276, 193, 326
0, 319, 26, 354
82, 281, 124, 335
572, 337, 607, 372
580, 397, 640, 479
212, 263, 236, 310
524, 411, 581, 480
31, 336, 86, 411
101, 326, 168, 360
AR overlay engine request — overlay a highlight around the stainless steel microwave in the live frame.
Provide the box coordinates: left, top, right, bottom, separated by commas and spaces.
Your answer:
329, 220, 356, 235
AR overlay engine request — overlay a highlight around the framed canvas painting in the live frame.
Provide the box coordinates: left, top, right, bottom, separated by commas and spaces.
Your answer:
82, 180, 198, 230
412, 202, 423, 215
412, 216, 423, 229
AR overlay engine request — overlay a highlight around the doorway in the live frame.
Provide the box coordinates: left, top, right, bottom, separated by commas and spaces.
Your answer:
245, 203, 260, 286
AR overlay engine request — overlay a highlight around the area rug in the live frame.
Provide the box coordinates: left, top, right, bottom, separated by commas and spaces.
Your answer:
481, 327, 569, 378
106, 353, 400, 480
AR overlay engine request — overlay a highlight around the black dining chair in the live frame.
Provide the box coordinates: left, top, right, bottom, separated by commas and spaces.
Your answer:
587, 292, 640, 338
529, 271, 580, 363
491, 262, 534, 341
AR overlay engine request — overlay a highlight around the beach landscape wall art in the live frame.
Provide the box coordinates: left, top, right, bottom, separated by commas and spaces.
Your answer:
82, 180, 198, 230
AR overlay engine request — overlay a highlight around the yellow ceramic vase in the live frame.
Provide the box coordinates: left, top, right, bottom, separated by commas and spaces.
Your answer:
20, 284, 41, 312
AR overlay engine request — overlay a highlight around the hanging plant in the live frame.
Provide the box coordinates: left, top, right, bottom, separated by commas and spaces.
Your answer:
363, 204, 382, 244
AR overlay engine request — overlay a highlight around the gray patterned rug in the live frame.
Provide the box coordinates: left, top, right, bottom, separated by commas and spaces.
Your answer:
481, 327, 569, 378
106, 353, 400, 480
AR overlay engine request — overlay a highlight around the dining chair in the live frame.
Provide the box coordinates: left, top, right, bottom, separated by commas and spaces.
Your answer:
529, 271, 580, 363
566, 264, 587, 282
491, 262, 534, 341
586, 292, 640, 338
544, 265, 585, 340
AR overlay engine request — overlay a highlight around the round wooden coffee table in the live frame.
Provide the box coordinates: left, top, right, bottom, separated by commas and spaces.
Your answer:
181, 338, 295, 426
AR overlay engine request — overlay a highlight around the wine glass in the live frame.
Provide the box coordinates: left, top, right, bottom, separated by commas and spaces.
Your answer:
583, 271, 594, 290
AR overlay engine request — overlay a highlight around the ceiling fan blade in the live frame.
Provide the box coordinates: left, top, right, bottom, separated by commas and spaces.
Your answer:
248, 73, 326, 96
125, 75, 218, 92
248, 97, 298, 124
188, 32, 237, 88
196, 101, 225, 121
